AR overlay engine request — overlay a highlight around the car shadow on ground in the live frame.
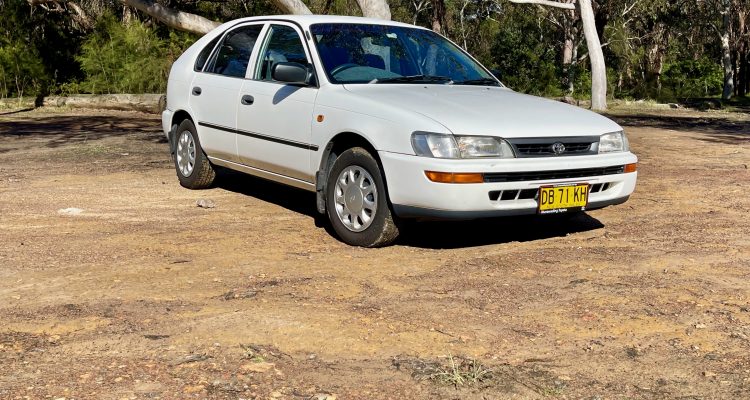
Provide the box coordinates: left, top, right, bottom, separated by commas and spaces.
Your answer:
396, 213, 603, 249
215, 168, 604, 249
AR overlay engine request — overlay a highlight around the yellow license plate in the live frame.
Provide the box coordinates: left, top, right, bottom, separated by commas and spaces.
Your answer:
538, 184, 589, 214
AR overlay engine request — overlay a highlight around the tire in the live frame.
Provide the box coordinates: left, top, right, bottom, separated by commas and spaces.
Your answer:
173, 119, 215, 189
326, 147, 399, 247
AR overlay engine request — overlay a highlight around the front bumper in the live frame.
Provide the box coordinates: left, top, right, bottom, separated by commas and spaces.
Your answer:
379, 151, 638, 219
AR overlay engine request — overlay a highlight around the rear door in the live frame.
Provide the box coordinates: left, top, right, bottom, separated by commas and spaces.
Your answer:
189, 23, 265, 162
236, 23, 319, 182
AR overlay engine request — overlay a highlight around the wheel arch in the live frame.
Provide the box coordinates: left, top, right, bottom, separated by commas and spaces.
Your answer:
169, 110, 195, 155
315, 131, 388, 215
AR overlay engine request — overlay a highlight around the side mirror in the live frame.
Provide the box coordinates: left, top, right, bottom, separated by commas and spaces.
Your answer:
272, 62, 312, 85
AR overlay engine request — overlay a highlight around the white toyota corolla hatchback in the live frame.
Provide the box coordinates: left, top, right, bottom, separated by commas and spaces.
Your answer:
162, 15, 638, 247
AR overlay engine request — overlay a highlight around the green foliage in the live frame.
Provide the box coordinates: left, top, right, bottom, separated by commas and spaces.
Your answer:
0, 0, 742, 101
662, 58, 724, 100
488, 11, 562, 97
0, 38, 48, 98
0, 0, 85, 97
78, 16, 194, 94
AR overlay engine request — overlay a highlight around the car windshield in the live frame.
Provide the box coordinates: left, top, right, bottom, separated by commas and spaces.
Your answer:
310, 23, 500, 86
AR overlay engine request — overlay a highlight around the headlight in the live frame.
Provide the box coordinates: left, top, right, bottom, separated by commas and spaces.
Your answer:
598, 131, 629, 153
412, 132, 515, 159
411, 132, 459, 158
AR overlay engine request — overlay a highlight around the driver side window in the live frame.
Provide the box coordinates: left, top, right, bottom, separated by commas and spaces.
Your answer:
257, 25, 309, 81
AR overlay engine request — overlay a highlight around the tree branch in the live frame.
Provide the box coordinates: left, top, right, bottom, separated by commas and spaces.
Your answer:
27, 0, 94, 30
121, 0, 221, 34
269, 0, 312, 15
507, 0, 575, 10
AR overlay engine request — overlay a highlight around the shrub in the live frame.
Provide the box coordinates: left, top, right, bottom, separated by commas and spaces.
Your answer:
662, 58, 723, 99
0, 38, 48, 98
78, 16, 194, 94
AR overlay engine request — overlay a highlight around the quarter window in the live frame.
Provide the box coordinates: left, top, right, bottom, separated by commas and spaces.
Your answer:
257, 25, 309, 81
194, 36, 220, 72
206, 25, 263, 78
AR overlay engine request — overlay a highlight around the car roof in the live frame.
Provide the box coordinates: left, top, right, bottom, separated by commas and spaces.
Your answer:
223, 14, 427, 30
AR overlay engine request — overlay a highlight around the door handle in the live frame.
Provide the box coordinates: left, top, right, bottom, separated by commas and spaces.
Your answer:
241, 95, 254, 105
192, 86, 202, 96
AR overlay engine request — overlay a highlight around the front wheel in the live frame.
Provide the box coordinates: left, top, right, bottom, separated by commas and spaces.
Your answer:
326, 147, 399, 247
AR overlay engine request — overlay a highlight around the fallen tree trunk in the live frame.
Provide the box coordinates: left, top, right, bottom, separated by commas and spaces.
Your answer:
43, 94, 166, 114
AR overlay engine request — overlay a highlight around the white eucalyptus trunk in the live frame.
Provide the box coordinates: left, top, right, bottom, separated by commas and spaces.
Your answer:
720, 0, 734, 100
356, 0, 391, 20
578, 0, 607, 110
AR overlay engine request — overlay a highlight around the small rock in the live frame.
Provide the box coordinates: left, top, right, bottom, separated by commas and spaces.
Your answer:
559, 96, 577, 105
183, 384, 205, 393
196, 199, 216, 209
695, 323, 707, 329
58, 208, 84, 216
240, 362, 275, 373
703, 371, 717, 378
270, 391, 283, 398
310, 394, 337, 400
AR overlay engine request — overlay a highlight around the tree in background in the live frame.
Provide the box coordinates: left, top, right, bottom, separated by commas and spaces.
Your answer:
5, 0, 748, 103
77, 15, 193, 94
506, 0, 608, 110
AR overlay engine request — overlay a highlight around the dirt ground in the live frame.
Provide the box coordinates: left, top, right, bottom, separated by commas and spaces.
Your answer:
0, 105, 748, 400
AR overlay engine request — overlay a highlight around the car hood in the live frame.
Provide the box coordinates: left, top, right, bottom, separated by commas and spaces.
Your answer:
342, 84, 621, 138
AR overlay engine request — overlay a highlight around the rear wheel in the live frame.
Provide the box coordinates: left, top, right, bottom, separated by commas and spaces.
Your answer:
173, 119, 215, 189
326, 147, 399, 247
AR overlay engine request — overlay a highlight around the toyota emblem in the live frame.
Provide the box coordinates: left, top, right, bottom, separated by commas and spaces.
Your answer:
551, 142, 566, 155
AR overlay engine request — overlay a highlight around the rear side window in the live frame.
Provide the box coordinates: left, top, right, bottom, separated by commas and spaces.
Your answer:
206, 25, 264, 78
194, 36, 220, 72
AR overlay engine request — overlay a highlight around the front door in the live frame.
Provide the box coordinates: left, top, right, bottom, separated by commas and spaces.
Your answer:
236, 23, 318, 183
189, 23, 265, 163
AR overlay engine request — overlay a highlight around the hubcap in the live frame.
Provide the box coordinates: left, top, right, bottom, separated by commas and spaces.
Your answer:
334, 166, 377, 232
176, 130, 196, 177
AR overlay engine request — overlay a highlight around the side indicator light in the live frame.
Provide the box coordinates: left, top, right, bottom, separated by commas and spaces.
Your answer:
624, 163, 637, 173
425, 171, 484, 184
316, 115, 325, 122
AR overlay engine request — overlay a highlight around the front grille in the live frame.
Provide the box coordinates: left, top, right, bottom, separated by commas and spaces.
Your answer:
484, 165, 625, 183
507, 136, 599, 157
515, 142, 591, 155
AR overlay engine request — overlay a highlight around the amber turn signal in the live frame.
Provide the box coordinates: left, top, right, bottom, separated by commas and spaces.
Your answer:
425, 171, 484, 184
624, 163, 637, 173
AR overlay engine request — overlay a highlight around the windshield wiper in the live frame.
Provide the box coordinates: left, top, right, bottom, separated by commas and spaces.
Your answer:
455, 78, 501, 86
372, 75, 454, 84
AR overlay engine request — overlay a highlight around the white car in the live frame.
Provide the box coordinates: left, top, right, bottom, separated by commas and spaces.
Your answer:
162, 15, 638, 247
